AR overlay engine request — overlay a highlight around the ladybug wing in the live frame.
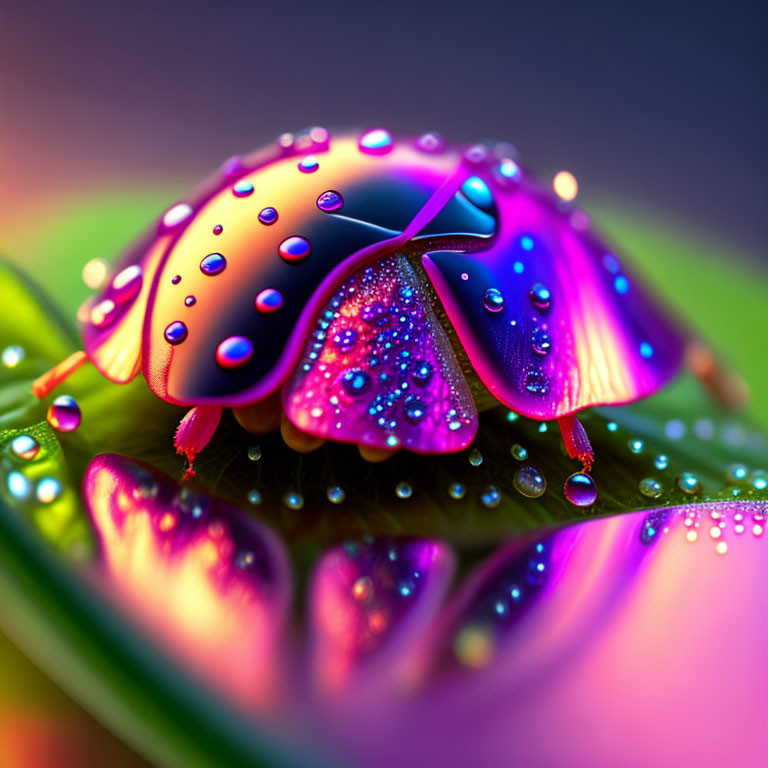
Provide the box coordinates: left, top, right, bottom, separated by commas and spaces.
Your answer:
282, 254, 477, 454
81, 230, 176, 383
421, 183, 687, 419
142, 134, 492, 407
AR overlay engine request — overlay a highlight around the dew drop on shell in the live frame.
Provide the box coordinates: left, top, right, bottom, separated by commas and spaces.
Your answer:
483, 288, 504, 313
327, 486, 346, 504
395, 482, 413, 499
258, 207, 279, 225
278, 236, 312, 263
200, 253, 226, 276
529, 283, 551, 311
510, 444, 528, 461
316, 190, 344, 212
164, 321, 188, 345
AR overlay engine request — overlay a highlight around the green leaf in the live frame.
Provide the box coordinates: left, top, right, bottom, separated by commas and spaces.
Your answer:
182, 375, 767, 548
0, 421, 94, 557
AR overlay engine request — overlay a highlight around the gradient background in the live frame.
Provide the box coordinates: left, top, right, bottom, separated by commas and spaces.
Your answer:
0, 1, 765, 766
1, 0, 766, 263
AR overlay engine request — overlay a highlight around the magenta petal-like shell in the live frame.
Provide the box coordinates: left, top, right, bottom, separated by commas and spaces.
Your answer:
282, 255, 477, 453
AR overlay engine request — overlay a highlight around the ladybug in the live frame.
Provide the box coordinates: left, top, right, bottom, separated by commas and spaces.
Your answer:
33, 126, 738, 490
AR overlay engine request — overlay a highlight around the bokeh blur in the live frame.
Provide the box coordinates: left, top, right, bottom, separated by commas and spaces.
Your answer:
1, 0, 766, 263
0, 2, 766, 766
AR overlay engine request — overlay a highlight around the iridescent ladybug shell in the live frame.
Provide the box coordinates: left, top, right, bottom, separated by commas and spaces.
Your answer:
81, 128, 684, 453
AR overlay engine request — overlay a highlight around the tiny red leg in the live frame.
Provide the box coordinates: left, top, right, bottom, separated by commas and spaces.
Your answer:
558, 413, 594, 472
174, 405, 223, 478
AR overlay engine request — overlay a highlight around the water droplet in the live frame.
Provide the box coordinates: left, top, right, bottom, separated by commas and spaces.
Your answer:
613, 275, 629, 295
468, 448, 483, 466
247, 489, 262, 505
676, 472, 701, 495
725, 463, 749, 484
333, 328, 358, 351
410, 360, 433, 386
161, 202, 193, 229
510, 444, 528, 461
639, 477, 663, 499
216, 336, 253, 369
751, 470, 768, 490
47, 395, 81, 432
316, 190, 344, 212
255, 288, 283, 314
110, 265, 143, 304
278, 236, 311, 263
395, 482, 413, 499
36, 477, 61, 504
654, 454, 669, 470
483, 288, 505, 313
524, 370, 549, 395
171, 275, 181, 285
185, 295, 196, 307
507, 411, 519, 422
90, 299, 117, 328
404, 396, 427, 424
232, 180, 254, 197
448, 483, 466, 499
607, 421, 618, 432
416, 132, 444, 152
11, 435, 39, 460
247, 445, 262, 461
628, 439, 644, 454
513, 466, 546, 498
531, 327, 551, 356
564, 472, 597, 506
327, 486, 345, 504
283, 491, 304, 509
164, 321, 188, 345
7, 471, 31, 499
258, 207, 278, 225
200, 252, 226, 275
498, 158, 520, 180
298, 155, 319, 173
341, 369, 371, 396
213, 224, 223, 235
529, 283, 551, 311
481, 485, 501, 508
359, 128, 393, 155
1, 345, 25, 367
461, 176, 495, 210
464, 144, 489, 164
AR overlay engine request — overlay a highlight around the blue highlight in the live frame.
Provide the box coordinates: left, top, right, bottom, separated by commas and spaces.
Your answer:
614, 275, 630, 295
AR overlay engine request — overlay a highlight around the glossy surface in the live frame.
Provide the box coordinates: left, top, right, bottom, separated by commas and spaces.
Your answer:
80, 128, 684, 428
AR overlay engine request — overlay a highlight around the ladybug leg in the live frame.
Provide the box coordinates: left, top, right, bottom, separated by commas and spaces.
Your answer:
174, 405, 223, 478
558, 413, 594, 472
685, 339, 750, 411
232, 392, 282, 435
32, 351, 89, 398
358, 446, 397, 463
280, 415, 325, 453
